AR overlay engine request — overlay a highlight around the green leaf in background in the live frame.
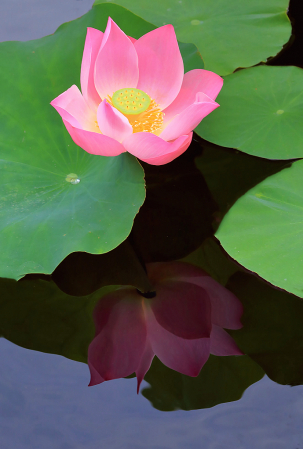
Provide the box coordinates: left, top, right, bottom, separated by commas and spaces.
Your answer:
228, 272, 303, 386
0, 3, 170, 280
178, 41, 204, 72
143, 355, 264, 411
197, 66, 303, 159
215, 160, 303, 298
94, 0, 291, 75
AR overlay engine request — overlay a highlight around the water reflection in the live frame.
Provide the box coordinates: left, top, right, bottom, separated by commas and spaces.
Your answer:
0, 257, 252, 408
3, 236, 303, 412
88, 261, 243, 392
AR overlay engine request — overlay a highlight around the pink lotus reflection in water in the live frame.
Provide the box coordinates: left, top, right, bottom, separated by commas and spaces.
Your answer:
88, 262, 243, 392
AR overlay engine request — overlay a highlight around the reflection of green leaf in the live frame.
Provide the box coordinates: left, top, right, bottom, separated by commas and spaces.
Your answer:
52, 239, 153, 296
0, 3, 157, 280
228, 272, 303, 386
0, 277, 105, 363
0, 236, 154, 361
94, 0, 291, 75
143, 355, 263, 411
216, 160, 303, 298
182, 237, 241, 286
0, 273, 266, 411
197, 66, 303, 159
195, 142, 290, 219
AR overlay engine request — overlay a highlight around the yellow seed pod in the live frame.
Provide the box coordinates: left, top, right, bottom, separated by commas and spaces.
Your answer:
112, 88, 151, 115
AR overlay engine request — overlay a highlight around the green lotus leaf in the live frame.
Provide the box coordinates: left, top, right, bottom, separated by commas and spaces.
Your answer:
216, 160, 303, 298
94, 0, 291, 75
178, 41, 204, 71
197, 66, 303, 159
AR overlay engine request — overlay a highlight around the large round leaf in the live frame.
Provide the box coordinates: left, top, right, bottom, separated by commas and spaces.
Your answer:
0, 3, 168, 280
197, 66, 303, 159
216, 160, 303, 298
94, 0, 291, 75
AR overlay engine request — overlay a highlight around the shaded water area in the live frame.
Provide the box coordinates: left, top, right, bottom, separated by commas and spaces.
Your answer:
1, 0, 303, 447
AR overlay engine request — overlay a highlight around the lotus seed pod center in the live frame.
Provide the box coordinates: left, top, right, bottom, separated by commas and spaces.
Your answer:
112, 88, 151, 115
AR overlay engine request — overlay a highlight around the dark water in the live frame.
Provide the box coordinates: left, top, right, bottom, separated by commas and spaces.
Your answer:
1, 0, 303, 447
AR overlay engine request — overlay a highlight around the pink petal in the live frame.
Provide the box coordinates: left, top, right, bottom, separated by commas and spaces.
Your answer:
160, 92, 219, 142
147, 262, 243, 330
88, 364, 105, 387
88, 289, 147, 382
136, 341, 154, 393
123, 132, 192, 165
128, 36, 137, 44
163, 69, 223, 123
63, 119, 126, 156
97, 100, 133, 143
210, 325, 244, 356
149, 280, 211, 339
135, 25, 183, 110
190, 277, 243, 330
51, 85, 95, 131
145, 307, 210, 376
80, 27, 103, 110
94, 18, 139, 100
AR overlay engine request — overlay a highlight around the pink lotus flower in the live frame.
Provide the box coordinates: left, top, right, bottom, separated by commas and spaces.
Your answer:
51, 18, 223, 165
88, 262, 243, 392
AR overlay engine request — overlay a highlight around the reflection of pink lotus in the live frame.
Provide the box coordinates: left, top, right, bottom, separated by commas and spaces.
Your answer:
51, 18, 222, 165
88, 262, 243, 392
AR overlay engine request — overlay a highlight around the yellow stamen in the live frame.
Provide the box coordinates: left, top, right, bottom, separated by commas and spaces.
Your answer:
127, 99, 164, 134
108, 89, 164, 135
